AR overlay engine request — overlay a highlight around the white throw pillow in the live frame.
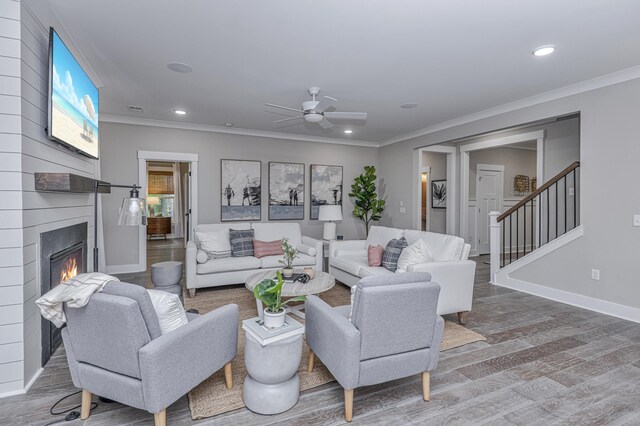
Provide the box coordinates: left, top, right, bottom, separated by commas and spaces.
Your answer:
196, 228, 231, 259
396, 239, 432, 273
147, 289, 189, 335
297, 243, 317, 257
349, 285, 357, 322
196, 249, 208, 264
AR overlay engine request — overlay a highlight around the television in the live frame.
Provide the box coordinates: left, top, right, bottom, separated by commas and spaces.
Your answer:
47, 28, 99, 159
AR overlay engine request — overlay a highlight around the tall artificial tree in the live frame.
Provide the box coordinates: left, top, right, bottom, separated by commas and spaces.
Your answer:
349, 165, 385, 237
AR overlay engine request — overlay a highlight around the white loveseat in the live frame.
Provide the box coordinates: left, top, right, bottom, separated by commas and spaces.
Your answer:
186, 222, 322, 297
328, 225, 476, 323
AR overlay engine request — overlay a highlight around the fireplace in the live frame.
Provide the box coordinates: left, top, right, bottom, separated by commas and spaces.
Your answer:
40, 223, 88, 366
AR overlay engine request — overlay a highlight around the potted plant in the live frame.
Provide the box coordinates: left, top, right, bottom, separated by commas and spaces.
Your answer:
253, 271, 305, 328
279, 238, 298, 278
349, 165, 385, 237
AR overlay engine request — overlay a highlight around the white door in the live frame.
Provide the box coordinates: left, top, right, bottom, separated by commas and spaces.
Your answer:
476, 167, 503, 254
183, 165, 192, 244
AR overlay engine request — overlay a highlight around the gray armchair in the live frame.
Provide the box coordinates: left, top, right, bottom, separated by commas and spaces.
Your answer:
306, 272, 444, 422
61, 281, 238, 426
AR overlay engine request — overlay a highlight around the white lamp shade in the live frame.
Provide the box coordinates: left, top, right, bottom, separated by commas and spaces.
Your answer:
146, 196, 160, 206
318, 205, 342, 221
118, 197, 148, 226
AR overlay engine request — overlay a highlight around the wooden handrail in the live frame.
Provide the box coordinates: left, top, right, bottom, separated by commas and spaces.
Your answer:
497, 161, 580, 222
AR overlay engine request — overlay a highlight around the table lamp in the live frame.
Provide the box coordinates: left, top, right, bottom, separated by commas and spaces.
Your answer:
146, 196, 160, 217
319, 205, 342, 240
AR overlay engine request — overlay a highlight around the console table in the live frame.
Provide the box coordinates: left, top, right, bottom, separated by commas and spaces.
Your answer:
147, 217, 171, 239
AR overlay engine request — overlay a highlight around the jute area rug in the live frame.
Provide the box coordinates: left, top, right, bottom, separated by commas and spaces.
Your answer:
184, 283, 485, 420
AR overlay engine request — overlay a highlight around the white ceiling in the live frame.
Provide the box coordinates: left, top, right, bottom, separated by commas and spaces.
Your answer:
31, 0, 640, 145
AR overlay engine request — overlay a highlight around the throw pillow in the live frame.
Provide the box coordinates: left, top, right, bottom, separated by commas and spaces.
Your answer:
367, 245, 384, 267
196, 228, 231, 259
349, 285, 357, 322
396, 239, 432, 272
381, 237, 408, 272
147, 289, 189, 335
253, 239, 283, 258
196, 249, 208, 264
229, 229, 255, 257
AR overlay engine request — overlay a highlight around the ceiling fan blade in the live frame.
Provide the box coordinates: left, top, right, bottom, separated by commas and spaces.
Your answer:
318, 118, 334, 129
323, 112, 368, 120
265, 103, 303, 114
273, 115, 303, 123
314, 96, 338, 113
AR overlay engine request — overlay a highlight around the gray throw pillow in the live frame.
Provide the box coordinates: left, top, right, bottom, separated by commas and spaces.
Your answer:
229, 229, 255, 257
381, 237, 408, 272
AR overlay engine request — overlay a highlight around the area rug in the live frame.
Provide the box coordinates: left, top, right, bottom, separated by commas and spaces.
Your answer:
184, 283, 485, 420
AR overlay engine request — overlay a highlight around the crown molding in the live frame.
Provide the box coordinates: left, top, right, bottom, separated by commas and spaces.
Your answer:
100, 114, 378, 148
380, 65, 640, 147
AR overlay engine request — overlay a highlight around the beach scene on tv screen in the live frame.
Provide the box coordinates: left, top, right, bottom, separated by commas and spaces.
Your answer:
51, 31, 99, 158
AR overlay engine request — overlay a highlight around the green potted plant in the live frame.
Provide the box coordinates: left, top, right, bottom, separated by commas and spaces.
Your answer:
279, 238, 298, 278
253, 271, 306, 328
349, 165, 385, 237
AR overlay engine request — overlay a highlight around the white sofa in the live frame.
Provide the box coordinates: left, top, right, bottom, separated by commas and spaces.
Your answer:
186, 222, 322, 297
328, 225, 476, 323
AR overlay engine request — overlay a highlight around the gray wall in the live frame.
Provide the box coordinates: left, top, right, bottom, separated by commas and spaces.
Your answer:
468, 147, 537, 199
421, 151, 447, 233
379, 77, 640, 310
100, 122, 379, 267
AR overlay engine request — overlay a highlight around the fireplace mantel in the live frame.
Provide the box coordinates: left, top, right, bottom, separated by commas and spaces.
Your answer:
35, 173, 111, 194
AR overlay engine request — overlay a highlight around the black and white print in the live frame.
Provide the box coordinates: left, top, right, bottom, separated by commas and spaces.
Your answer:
221, 159, 261, 221
310, 164, 343, 220
432, 180, 447, 209
269, 162, 305, 220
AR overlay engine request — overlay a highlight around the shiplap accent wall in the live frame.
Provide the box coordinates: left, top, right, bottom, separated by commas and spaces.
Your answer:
0, 0, 26, 396
0, 0, 99, 396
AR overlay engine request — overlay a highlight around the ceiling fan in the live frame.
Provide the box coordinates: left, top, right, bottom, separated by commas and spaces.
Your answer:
265, 87, 367, 129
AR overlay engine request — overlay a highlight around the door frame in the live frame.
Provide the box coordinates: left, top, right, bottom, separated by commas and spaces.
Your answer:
475, 164, 504, 254
413, 145, 457, 235
460, 129, 544, 256
137, 150, 199, 271
420, 167, 431, 231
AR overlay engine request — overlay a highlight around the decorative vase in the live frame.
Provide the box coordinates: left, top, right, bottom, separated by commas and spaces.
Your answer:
282, 267, 294, 278
263, 308, 286, 328
303, 267, 315, 280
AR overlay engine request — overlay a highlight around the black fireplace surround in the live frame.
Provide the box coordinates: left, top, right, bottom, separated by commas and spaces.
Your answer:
40, 222, 88, 366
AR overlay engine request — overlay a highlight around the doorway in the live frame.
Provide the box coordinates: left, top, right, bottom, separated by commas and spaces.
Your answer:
137, 151, 199, 271
476, 165, 504, 254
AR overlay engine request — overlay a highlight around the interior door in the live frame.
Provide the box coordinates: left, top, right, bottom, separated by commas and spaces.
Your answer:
183, 165, 191, 244
477, 168, 503, 254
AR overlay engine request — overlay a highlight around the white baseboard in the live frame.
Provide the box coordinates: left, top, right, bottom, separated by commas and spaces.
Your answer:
0, 368, 43, 399
105, 263, 145, 274
494, 277, 640, 324
23, 368, 43, 393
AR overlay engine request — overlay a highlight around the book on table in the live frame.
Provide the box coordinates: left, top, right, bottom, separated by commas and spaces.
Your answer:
242, 315, 304, 346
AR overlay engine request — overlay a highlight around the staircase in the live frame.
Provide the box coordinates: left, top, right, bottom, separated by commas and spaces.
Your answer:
489, 161, 580, 282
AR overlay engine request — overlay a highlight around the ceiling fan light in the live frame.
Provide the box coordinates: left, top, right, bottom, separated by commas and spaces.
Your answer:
305, 113, 323, 123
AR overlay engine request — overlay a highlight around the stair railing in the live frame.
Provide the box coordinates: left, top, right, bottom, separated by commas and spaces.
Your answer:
489, 161, 580, 283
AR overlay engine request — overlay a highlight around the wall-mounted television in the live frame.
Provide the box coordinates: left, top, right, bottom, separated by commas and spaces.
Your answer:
47, 27, 99, 159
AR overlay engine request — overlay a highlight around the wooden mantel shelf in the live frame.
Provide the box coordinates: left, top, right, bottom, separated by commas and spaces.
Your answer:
35, 173, 111, 194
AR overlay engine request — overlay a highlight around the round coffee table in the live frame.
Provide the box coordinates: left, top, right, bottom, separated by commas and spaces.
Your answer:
245, 270, 335, 319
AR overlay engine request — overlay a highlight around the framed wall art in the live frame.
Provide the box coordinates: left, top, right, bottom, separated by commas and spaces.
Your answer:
221, 159, 261, 221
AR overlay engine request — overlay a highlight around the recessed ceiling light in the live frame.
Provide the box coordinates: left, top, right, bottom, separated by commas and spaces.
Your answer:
400, 103, 419, 109
344, 129, 353, 134
167, 62, 193, 73
174, 109, 187, 115
533, 45, 555, 56
224, 122, 234, 127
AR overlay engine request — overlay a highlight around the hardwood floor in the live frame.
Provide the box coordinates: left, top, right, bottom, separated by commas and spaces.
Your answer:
4, 244, 640, 425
